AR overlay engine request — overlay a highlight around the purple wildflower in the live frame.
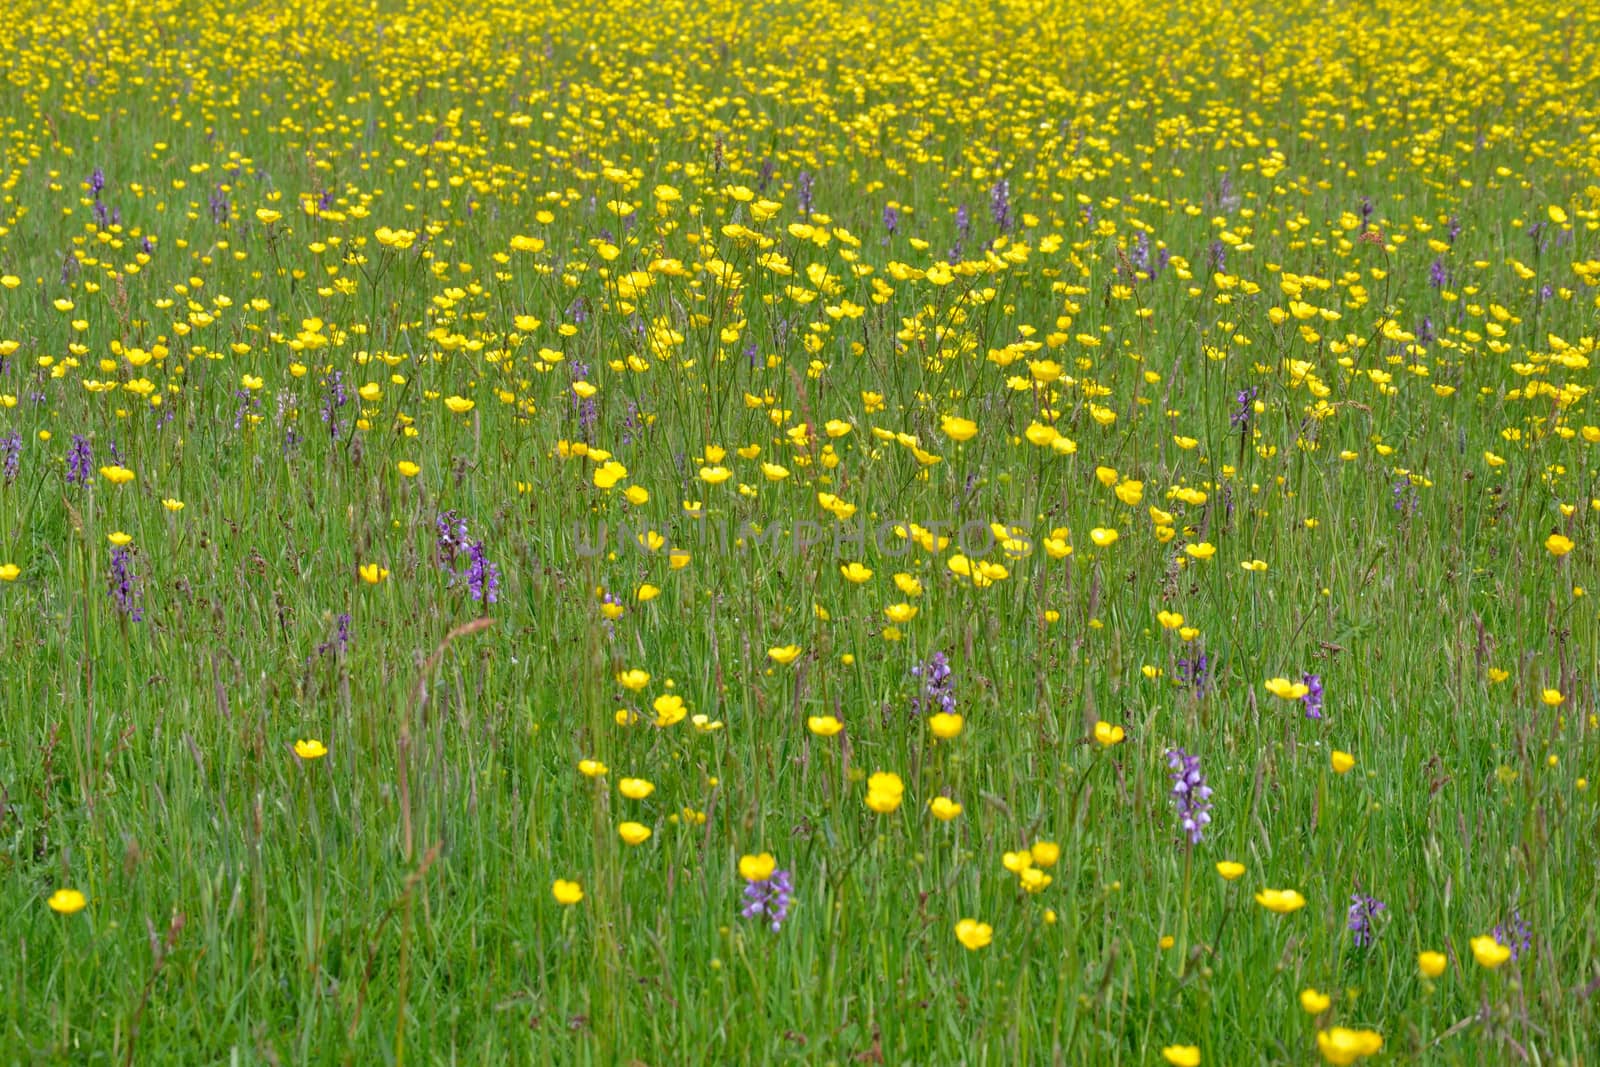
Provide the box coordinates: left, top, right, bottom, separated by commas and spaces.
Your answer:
107, 545, 144, 621
313, 612, 353, 659
1493, 908, 1532, 961
989, 179, 1012, 233
740, 868, 794, 932
1347, 893, 1386, 947
1416, 316, 1435, 345
1230, 387, 1257, 433
1176, 652, 1211, 697
1, 431, 20, 486
1301, 674, 1324, 720
1392, 475, 1419, 517
1166, 748, 1213, 844
320, 371, 348, 441
947, 204, 971, 262
910, 651, 955, 716
1131, 230, 1151, 275
1428, 258, 1449, 289
570, 362, 597, 432
233, 388, 259, 431
795, 171, 813, 216
66, 434, 93, 485
466, 539, 501, 605
1217, 172, 1239, 212
435, 509, 470, 568
882, 204, 899, 237
435, 510, 498, 605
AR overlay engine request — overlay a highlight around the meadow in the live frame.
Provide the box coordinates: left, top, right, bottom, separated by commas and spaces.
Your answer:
1, 0, 1598, 1061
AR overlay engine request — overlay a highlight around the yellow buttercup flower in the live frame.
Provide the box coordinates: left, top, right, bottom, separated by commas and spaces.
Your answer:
865, 771, 904, 813
927, 712, 963, 739
1088, 527, 1118, 547
293, 739, 327, 760
954, 918, 992, 950
1265, 677, 1309, 700
444, 395, 475, 414
1316, 1028, 1383, 1065
1215, 861, 1246, 881
767, 644, 802, 665
48, 889, 87, 915
593, 460, 628, 489
940, 415, 978, 442
397, 461, 421, 477
552, 879, 583, 905
358, 563, 389, 584
0, 563, 19, 582
1255, 888, 1307, 914
652, 694, 687, 727
1331, 750, 1356, 774
1161, 1046, 1201, 1067
99, 464, 135, 485
1093, 721, 1125, 747
839, 561, 873, 583
884, 602, 919, 624
738, 853, 777, 882
1544, 533, 1574, 557
618, 777, 655, 799
807, 715, 843, 737
1470, 935, 1511, 969
1300, 988, 1331, 1014
617, 822, 652, 846
1418, 951, 1448, 978
928, 796, 962, 821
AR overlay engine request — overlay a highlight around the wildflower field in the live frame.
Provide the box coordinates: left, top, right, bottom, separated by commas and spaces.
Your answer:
3, 0, 1599, 1060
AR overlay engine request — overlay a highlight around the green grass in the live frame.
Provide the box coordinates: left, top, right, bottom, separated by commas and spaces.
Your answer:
1, 0, 1598, 1061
